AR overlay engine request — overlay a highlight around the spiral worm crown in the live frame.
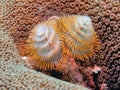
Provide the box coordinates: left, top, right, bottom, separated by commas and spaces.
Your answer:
26, 20, 67, 70
57, 15, 100, 60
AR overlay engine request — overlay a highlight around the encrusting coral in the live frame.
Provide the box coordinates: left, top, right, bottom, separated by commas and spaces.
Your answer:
0, 0, 120, 89
0, 28, 89, 90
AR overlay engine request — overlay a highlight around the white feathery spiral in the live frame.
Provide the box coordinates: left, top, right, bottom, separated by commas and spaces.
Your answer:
62, 15, 99, 60
32, 23, 62, 62
75, 15, 94, 39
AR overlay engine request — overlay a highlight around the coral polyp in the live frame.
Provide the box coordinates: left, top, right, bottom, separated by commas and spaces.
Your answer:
24, 20, 67, 70
57, 15, 100, 60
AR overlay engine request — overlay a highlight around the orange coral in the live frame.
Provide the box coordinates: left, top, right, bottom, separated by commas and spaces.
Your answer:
0, 0, 120, 89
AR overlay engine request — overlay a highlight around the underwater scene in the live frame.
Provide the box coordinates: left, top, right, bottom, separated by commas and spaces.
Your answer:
0, 0, 120, 90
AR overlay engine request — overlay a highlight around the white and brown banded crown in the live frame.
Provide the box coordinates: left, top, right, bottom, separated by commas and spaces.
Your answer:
57, 15, 100, 60
25, 20, 67, 70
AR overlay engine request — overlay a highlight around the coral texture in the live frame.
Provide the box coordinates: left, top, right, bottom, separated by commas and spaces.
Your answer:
0, 28, 89, 90
0, 0, 120, 89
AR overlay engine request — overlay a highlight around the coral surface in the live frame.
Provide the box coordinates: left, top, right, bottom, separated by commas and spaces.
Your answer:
0, 0, 120, 89
0, 28, 89, 90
